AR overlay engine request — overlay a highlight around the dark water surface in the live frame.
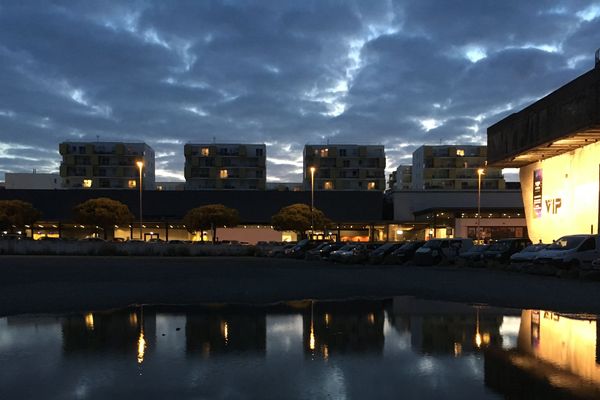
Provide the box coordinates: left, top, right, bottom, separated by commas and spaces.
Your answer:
1, 297, 599, 399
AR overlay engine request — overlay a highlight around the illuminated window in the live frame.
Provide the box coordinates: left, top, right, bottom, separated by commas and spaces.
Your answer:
324, 181, 333, 190
456, 149, 465, 156
320, 148, 329, 157
201, 147, 210, 156
368, 181, 376, 190
83, 179, 92, 188
220, 169, 228, 179
128, 180, 137, 188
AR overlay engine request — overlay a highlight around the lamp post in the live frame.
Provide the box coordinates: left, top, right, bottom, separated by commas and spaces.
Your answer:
136, 161, 144, 240
477, 168, 485, 242
309, 166, 316, 234
310, 166, 316, 237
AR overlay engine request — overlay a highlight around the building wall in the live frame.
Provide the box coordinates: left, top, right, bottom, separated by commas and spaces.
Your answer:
184, 143, 266, 190
59, 142, 156, 189
411, 145, 505, 190
393, 190, 524, 221
519, 140, 600, 243
454, 218, 527, 241
303, 144, 386, 191
5, 173, 61, 189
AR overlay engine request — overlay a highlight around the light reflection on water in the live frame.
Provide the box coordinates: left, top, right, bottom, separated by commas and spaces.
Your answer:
0, 297, 598, 399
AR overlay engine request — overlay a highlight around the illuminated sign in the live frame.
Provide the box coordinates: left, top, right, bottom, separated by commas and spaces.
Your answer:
533, 169, 542, 218
545, 198, 562, 214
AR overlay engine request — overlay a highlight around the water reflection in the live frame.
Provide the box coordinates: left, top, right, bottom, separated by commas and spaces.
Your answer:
485, 310, 600, 399
1, 298, 599, 399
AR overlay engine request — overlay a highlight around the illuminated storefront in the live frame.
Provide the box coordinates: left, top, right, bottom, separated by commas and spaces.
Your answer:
488, 62, 600, 242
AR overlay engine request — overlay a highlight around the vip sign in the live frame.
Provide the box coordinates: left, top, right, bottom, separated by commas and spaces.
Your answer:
544, 198, 562, 214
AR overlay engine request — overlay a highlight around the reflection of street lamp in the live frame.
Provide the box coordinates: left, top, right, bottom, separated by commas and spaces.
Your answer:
477, 168, 485, 242
136, 161, 144, 240
310, 166, 316, 236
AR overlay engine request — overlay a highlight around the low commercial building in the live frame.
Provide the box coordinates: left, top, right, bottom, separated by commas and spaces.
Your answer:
488, 57, 600, 242
184, 143, 266, 190
391, 190, 526, 241
5, 172, 61, 189
303, 144, 386, 191
0, 189, 385, 243
59, 142, 155, 190
411, 145, 506, 190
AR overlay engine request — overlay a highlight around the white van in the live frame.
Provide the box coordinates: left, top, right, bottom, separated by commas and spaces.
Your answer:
534, 234, 600, 268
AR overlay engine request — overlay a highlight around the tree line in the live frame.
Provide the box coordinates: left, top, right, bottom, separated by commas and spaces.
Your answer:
0, 198, 330, 241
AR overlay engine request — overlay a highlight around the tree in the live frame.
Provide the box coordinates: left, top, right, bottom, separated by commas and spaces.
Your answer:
73, 198, 134, 239
182, 204, 240, 243
271, 203, 329, 239
0, 200, 41, 233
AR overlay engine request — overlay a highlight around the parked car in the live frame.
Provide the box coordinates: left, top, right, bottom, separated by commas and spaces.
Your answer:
287, 239, 323, 259
383, 241, 426, 264
318, 243, 346, 260
268, 243, 295, 257
458, 244, 489, 268
413, 238, 474, 266
368, 242, 405, 264
79, 237, 106, 242
168, 240, 187, 244
305, 242, 333, 260
339, 243, 381, 264
482, 238, 532, 264
509, 243, 548, 265
329, 244, 359, 262
534, 234, 600, 268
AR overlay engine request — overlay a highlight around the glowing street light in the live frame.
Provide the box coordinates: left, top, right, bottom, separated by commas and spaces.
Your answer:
136, 161, 144, 240
310, 166, 316, 236
477, 168, 485, 242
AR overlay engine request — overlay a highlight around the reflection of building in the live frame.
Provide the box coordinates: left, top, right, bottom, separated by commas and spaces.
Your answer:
186, 310, 266, 356
303, 145, 386, 191
488, 58, 600, 242
61, 307, 155, 360
412, 145, 505, 190
59, 141, 156, 190
485, 310, 600, 399
303, 300, 385, 357
390, 297, 504, 355
184, 143, 266, 190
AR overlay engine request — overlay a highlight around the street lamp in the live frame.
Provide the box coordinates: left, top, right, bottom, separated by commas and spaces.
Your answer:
310, 166, 316, 236
136, 161, 144, 240
477, 168, 485, 242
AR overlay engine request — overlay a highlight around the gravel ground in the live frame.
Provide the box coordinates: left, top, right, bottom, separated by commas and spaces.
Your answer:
1, 255, 600, 316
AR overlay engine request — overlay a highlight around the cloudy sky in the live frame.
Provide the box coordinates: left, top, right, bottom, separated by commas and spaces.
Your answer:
1, 1, 600, 182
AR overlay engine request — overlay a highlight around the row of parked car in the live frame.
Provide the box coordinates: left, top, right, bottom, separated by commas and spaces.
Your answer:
269, 233, 600, 269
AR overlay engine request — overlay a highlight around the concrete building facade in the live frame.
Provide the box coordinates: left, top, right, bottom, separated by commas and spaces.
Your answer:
59, 142, 155, 189
303, 144, 386, 191
411, 145, 505, 190
5, 173, 62, 189
184, 143, 266, 190
488, 61, 600, 243
391, 190, 526, 241
388, 165, 412, 190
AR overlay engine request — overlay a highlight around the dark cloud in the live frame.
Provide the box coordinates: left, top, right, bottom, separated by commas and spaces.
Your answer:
1, 0, 599, 181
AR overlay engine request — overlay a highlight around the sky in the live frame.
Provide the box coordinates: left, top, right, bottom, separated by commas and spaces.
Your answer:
1, 1, 600, 183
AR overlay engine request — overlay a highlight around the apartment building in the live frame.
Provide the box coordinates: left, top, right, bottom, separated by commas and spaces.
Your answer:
388, 165, 412, 190
59, 142, 155, 189
184, 143, 266, 190
303, 144, 386, 191
411, 145, 505, 190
